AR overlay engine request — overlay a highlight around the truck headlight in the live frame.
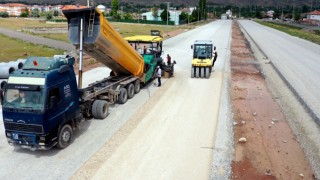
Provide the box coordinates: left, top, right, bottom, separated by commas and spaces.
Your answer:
6, 132, 11, 137
40, 137, 45, 141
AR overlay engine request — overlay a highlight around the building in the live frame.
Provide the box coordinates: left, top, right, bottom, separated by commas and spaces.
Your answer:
307, 10, 320, 21
141, 9, 181, 25
0, 3, 28, 16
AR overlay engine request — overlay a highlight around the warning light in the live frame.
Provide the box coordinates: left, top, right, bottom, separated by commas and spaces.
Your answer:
33, 60, 38, 66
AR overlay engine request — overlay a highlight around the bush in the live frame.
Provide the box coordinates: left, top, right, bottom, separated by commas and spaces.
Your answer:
0, 12, 9, 18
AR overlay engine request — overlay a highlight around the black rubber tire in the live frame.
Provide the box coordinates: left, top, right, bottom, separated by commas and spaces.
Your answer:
195, 67, 200, 78
191, 67, 195, 78
118, 88, 128, 104
200, 67, 205, 78
134, 80, 140, 94
127, 84, 135, 99
205, 67, 210, 79
92, 100, 109, 119
56, 124, 73, 149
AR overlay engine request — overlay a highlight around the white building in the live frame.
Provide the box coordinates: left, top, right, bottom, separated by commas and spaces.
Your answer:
141, 9, 181, 25
0, 3, 28, 16
307, 10, 320, 21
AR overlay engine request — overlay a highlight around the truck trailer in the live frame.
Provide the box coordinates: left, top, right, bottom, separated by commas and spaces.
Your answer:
1, 7, 164, 150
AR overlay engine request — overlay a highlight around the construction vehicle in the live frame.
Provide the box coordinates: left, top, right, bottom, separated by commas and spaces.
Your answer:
125, 31, 174, 78
191, 40, 217, 78
1, 7, 163, 150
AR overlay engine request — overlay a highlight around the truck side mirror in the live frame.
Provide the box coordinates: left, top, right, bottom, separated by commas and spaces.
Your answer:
49, 96, 58, 108
191, 45, 193, 49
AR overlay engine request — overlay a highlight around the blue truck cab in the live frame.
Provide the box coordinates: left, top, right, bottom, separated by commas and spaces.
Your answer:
2, 56, 82, 150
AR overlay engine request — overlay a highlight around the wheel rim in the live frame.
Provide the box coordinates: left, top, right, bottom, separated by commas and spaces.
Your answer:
62, 131, 71, 143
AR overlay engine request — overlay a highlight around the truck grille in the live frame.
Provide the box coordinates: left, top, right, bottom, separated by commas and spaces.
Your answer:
4, 122, 43, 134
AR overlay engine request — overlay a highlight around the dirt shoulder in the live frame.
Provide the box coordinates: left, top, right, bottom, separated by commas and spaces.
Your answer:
230, 21, 315, 179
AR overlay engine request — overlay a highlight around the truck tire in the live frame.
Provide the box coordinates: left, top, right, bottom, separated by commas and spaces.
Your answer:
191, 67, 195, 78
134, 80, 140, 94
56, 124, 73, 149
127, 84, 135, 99
118, 88, 128, 104
205, 67, 210, 78
195, 67, 200, 78
92, 100, 109, 119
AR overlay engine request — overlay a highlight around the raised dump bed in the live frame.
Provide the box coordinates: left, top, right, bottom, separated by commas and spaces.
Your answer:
62, 7, 144, 77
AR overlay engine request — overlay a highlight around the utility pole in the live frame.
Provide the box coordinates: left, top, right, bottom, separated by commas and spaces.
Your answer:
292, 0, 295, 21
164, 2, 170, 26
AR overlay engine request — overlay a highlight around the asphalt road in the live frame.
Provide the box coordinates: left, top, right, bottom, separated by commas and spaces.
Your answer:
0, 27, 75, 51
239, 20, 320, 124
0, 20, 232, 179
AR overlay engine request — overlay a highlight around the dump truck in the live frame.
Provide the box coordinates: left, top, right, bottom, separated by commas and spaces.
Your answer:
1, 7, 163, 150
191, 40, 217, 78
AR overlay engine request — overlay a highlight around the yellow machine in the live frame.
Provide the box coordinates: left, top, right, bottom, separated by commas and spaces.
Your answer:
191, 40, 216, 78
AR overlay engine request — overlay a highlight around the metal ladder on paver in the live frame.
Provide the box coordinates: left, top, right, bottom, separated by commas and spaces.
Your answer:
88, 9, 95, 37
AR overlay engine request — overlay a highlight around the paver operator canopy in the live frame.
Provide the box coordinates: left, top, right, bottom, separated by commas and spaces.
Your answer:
62, 6, 144, 77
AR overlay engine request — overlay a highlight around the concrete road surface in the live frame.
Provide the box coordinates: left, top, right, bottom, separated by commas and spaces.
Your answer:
239, 20, 320, 124
72, 20, 232, 179
0, 27, 75, 51
0, 20, 232, 179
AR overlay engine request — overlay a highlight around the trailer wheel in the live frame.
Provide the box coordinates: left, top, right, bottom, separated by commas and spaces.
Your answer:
127, 84, 135, 99
56, 124, 73, 149
134, 80, 140, 94
92, 100, 109, 119
118, 88, 128, 104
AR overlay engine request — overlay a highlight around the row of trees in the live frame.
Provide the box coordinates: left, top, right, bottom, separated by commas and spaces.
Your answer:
106, 0, 319, 22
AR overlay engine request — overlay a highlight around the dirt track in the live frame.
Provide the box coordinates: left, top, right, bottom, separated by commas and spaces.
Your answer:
230, 21, 314, 179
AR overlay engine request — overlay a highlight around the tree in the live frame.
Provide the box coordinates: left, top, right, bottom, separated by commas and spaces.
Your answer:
111, 0, 119, 19
0, 12, 9, 18
53, 10, 59, 17
152, 7, 158, 19
20, 7, 29, 17
30, 9, 40, 18
46, 12, 53, 20
160, 9, 170, 22
191, 8, 199, 22
198, 0, 207, 20
294, 13, 301, 22
123, 12, 133, 20
180, 11, 189, 21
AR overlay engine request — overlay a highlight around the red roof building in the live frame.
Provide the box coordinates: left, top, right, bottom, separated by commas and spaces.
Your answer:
307, 10, 320, 21
0, 3, 28, 16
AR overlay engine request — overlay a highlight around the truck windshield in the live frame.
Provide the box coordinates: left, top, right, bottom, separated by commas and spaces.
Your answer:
129, 42, 159, 55
3, 89, 45, 111
194, 44, 212, 59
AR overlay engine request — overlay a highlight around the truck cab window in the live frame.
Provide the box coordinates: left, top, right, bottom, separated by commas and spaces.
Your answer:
49, 88, 61, 108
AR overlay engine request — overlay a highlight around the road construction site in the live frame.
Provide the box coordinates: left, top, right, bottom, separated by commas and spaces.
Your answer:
0, 18, 320, 180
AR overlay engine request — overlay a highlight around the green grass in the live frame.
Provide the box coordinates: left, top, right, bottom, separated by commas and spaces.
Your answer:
0, 17, 212, 61
0, 34, 65, 62
256, 20, 320, 45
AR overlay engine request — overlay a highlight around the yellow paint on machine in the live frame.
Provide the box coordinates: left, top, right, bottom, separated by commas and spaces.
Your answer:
192, 58, 213, 67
